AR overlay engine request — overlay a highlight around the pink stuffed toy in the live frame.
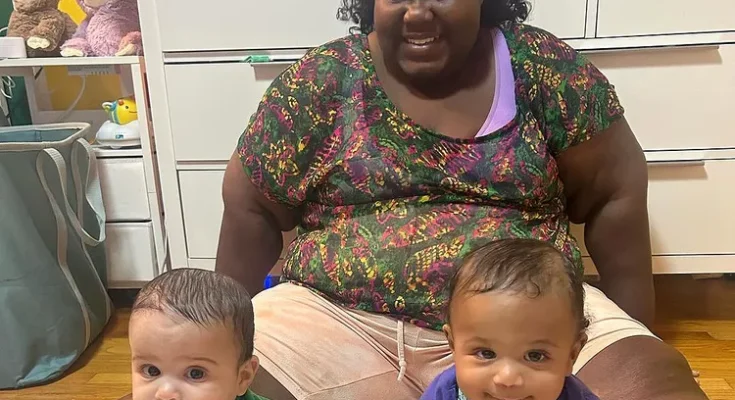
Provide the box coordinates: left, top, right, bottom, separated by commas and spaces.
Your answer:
60, 0, 143, 57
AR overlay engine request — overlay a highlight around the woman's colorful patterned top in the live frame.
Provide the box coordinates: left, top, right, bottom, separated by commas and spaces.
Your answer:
238, 24, 624, 330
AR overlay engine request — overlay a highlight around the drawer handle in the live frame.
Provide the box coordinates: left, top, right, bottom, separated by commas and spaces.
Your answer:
647, 160, 705, 167
645, 151, 706, 166
243, 55, 303, 66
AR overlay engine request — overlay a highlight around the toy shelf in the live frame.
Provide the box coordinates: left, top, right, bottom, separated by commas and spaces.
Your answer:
0, 56, 141, 68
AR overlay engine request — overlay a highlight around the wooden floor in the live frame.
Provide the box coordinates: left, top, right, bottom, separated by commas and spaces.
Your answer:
1, 276, 735, 400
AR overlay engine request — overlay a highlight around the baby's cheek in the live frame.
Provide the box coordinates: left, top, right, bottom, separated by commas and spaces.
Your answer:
455, 359, 489, 397
527, 370, 567, 400
188, 379, 238, 400
130, 379, 155, 400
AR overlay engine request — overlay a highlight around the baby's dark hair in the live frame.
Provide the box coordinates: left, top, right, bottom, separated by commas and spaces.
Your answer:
448, 239, 589, 334
132, 268, 255, 364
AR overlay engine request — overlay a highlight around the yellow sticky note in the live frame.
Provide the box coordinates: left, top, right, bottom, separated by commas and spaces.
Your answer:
59, 0, 86, 24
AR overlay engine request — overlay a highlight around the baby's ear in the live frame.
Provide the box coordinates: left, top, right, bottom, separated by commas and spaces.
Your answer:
442, 324, 455, 351
237, 355, 260, 395
569, 331, 588, 373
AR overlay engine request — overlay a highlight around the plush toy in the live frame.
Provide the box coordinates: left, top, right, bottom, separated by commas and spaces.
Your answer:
7, 0, 77, 58
60, 0, 143, 57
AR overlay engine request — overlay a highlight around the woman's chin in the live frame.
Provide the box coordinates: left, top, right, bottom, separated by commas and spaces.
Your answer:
398, 60, 448, 82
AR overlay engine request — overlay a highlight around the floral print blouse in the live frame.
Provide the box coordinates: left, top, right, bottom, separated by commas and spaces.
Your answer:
239, 24, 624, 330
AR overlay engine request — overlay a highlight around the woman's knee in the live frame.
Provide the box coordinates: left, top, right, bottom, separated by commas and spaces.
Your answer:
577, 336, 707, 400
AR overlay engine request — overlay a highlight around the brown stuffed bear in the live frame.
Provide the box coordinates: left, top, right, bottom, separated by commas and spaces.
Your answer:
8, 0, 77, 58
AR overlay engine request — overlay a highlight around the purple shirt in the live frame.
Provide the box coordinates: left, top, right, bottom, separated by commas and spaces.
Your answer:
420, 366, 600, 400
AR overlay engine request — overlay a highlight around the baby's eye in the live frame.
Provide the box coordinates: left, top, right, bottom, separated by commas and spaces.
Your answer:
187, 368, 206, 380
475, 349, 497, 360
141, 365, 161, 377
525, 351, 547, 363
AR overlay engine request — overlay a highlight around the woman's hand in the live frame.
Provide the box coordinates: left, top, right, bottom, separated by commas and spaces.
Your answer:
556, 117, 655, 328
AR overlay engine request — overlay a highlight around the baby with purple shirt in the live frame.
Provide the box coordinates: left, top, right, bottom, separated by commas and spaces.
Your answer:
422, 239, 599, 400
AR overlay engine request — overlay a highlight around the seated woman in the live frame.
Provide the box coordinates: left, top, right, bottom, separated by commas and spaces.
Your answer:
216, 0, 706, 399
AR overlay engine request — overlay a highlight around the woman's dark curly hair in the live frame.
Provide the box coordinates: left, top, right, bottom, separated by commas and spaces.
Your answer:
337, 0, 530, 34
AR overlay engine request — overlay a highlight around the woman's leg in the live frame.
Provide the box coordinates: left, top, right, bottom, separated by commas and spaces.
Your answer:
575, 284, 706, 400
577, 336, 706, 400
250, 282, 449, 400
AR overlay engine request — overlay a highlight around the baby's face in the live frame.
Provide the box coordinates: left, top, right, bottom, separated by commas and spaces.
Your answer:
445, 290, 584, 400
129, 310, 257, 400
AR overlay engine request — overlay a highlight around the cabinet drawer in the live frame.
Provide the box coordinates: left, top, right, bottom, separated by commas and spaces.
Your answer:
165, 62, 290, 162
571, 159, 735, 257
526, 0, 587, 39
155, 0, 349, 52
97, 158, 150, 221
106, 222, 156, 287
179, 170, 296, 259
588, 46, 735, 151
597, 0, 735, 37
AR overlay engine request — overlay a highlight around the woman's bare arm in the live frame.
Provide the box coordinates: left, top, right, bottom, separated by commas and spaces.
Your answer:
557, 118, 655, 328
216, 153, 300, 296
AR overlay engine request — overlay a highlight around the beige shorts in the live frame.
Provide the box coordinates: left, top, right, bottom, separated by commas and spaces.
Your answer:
252, 282, 657, 400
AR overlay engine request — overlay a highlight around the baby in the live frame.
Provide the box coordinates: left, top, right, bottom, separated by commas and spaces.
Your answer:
422, 239, 598, 400
128, 268, 267, 400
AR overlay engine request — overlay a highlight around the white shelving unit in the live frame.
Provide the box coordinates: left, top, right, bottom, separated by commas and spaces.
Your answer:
0, 55, 168, 288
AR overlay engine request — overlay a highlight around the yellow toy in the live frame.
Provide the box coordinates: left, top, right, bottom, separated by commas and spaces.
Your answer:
102, 97, 137, 125
96, 97, 141, 149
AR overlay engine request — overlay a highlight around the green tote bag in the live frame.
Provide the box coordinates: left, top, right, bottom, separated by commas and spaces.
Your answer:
0, 123, 112, 389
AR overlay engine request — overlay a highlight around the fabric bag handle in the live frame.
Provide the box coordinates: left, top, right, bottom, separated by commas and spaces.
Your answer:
70, 138, 106, 246
35, 148, 93, 348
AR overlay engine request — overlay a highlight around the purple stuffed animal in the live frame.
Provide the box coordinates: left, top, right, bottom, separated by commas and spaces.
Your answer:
61, 0, 142, 57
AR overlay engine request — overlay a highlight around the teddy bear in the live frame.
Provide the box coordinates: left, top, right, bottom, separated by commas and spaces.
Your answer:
7, 0, 77, 58
60, 0, 143, 57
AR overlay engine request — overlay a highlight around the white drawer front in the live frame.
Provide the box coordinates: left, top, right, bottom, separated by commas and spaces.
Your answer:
155, 0, 349, 52
106, 222, 156, 287
526, 0, 587, 39
588, 46, 735, 151
572, 159, 735, 257
179, 170, 295, 259
597, 0, 735, 37
166, 62, 290, 162
97, 158, 150, 221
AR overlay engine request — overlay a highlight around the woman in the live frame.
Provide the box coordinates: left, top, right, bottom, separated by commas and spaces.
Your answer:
216, 0, 705, 399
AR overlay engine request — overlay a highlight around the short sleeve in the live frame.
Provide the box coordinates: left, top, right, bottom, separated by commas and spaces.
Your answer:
237, 51, 326, 207
528, 29, 625, 156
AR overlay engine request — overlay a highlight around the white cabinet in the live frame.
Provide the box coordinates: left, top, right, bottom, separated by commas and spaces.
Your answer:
526, 0, 587, 39
165, 62, 290, 162
154, 0, 350, 52
105, 222, 157, 287
95, 145, 165, 288
572, 159, 735, 260
596, 0, 735, 37
179, 170, 225, 259
98, 158, 150, 221
140, 0, 735, 276
179, 170, 295, 261
588, 46, 735, 151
